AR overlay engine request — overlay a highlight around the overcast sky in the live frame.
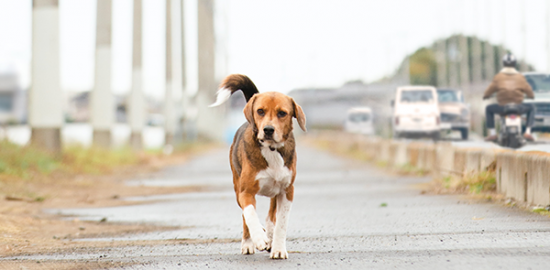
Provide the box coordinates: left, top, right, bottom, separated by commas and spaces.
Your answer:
0, 0, 549, 99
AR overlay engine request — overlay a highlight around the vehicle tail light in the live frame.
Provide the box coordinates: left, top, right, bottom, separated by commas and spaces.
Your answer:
436, 116, 440, 125
509, 115, 517, 119
395, 116, 399, 125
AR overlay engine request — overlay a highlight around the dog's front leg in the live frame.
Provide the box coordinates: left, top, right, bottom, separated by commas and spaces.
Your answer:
240, 192, 269, 252
241, 215, 255, 254
270, 186, 293, 259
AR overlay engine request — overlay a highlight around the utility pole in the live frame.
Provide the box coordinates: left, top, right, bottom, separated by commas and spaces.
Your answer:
470, 2, 484, 137
471, 1, 483, 85
436, 2, 449, 88
448, 36, 460, 88
128, 0, 145, 150
403, 54, 410, 85
436, 39, 447, 88
498, 0, 507, 67
459, 1, 470, 92
30, 0, 63, 153
521, 1, 528, 71
447, 2, 459, 88
402, 33, 410, 85
502, 0, 506, 53
91, 0, 114, 148
470, 40, 483, 85
483, 0, 495, 79
459, 34, 470, 90
548, 0, 550, 73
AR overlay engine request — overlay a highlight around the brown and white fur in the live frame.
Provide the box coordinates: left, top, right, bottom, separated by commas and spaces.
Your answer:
210, 74, 306, 259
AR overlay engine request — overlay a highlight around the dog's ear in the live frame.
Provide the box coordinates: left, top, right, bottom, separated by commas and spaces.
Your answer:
291, 98, 307, 132
243, 95, 257, 127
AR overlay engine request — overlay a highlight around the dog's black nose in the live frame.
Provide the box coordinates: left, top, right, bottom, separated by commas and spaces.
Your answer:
263, 126, 275, 136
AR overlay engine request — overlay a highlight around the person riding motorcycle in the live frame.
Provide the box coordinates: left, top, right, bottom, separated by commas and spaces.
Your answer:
483, 53, 535, 142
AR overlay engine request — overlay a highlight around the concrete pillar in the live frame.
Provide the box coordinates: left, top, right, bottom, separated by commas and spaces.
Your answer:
196, 0, 223, 141
91, 0, 113, 148
30, 0, 63, 153
164, 0, 176, 146
436, 39, 447, 88
179, 0, 194, 142
128, 0, 145, 150
170, 0, 184, 144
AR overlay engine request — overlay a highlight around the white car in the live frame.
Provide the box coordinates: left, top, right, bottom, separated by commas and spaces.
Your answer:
391, 86, 441, 140
345, 107, 374, 135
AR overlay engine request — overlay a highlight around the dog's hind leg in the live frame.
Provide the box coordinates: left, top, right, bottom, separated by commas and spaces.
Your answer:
265, 197, 277, 251
270, 186, 293, 259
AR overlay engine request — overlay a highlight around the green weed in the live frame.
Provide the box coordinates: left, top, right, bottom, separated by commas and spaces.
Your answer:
464, 171, 496, 194
397, 163, 428, 176
435, 171, 496, 194
0, 141, 138, 179
0, 141, 61, 179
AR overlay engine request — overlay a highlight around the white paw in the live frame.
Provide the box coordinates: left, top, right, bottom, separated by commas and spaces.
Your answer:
266, 239, 272, 252
270, 248, 288, 259
251, 231, 270, 251
241, 238, 255, 255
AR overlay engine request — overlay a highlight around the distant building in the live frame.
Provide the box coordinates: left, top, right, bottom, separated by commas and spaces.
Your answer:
66, 91, 90, 122
288, 80, 396, 130
66, 91, 163, 125
0, 72, 27, 125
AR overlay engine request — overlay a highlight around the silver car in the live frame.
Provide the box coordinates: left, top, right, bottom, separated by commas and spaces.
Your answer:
437, 89, 470, 140
523, 72, 550, 132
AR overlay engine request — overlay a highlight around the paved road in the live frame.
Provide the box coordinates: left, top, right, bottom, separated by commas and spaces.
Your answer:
7, 145, 550, 269
451, 138, 550, 152
397, 135, 550, 153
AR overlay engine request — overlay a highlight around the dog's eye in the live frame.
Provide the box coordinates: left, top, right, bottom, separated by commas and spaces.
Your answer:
277, 111, 287, 118
257, 109, 265, 116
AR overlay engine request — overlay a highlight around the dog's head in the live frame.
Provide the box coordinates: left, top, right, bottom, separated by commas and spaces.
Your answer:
243, 92, 306, 148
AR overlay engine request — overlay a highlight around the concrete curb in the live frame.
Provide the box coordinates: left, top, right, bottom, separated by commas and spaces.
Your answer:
310, 131, 550, 206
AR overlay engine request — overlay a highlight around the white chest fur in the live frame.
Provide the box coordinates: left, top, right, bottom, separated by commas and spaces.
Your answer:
256, 147, 292, 197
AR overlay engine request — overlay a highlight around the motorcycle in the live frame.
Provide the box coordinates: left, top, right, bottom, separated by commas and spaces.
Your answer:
496, 103, 525, 149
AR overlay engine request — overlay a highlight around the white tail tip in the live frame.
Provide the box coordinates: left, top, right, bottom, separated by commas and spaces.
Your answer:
209, 88, 232, 107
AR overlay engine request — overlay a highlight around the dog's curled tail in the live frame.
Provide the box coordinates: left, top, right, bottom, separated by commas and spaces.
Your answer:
209, 74, 259, 107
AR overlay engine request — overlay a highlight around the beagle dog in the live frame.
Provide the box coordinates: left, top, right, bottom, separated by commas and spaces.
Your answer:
210, 74, 306, 259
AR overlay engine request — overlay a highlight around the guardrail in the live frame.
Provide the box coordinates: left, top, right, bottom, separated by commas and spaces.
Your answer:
309, 131, 550, 206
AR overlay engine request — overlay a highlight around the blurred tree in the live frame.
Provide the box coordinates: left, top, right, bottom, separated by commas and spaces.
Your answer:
408, 48, 437, 86
391, 34, 535, 88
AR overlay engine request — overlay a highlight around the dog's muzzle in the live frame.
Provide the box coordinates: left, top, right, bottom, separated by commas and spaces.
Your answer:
263, 126, 275, 140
